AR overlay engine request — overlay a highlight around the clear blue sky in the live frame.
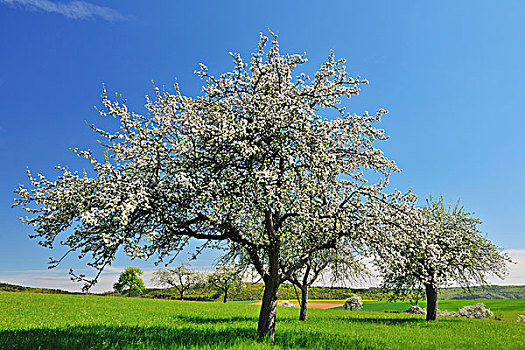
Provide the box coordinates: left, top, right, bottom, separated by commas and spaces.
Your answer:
1, 0, 524, 291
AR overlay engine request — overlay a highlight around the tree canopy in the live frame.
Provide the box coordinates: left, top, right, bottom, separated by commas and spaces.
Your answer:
113, 267, 145, 297
151, 263, 202, 301
207, 263, 243, 303
372, 196, 511, 320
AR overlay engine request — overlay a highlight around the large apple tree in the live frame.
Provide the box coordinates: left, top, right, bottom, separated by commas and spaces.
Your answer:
14, 31, 405, 340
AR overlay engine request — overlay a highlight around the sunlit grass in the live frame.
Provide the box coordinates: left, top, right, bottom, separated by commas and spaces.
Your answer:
0, 292, 523, 349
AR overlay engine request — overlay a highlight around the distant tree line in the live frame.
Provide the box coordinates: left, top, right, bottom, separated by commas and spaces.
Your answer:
4, 281, 525, 301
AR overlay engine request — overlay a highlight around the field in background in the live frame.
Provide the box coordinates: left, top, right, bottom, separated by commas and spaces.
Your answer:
3, 282, 525, 302
251, 300, 346, 309
348, 299, 525, 322
1, 292, 523, 349
253, 299, 525, 322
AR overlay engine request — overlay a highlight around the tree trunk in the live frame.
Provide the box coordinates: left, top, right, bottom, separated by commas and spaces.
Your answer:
257, 211, 281, 341
299, 286, 308, 321
223, 289, 228, 303
180, 291, 184, 301
425, 284, 438, 321
257, 276, 280, 341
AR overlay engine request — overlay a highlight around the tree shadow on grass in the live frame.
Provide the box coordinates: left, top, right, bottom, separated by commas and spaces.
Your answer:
0, 325, 255, 350
0, 323, 386, 350
341, 317, 423, 325
171, 314, 258, 324
338, 316, 463, 325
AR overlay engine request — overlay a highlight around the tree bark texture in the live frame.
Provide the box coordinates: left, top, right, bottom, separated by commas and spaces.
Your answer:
425, 283, 438, 321
257, 216, 281, 342
257, 211, 282, 341
299, 286, 308, 321
257, 276, 280, 341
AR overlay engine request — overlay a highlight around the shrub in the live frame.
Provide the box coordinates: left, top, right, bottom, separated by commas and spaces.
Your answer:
406, 305, 426, 315
438, 310, 458, 317
343, 295, 362, 310
277, 300, 295, 307
457, 303, 493, 319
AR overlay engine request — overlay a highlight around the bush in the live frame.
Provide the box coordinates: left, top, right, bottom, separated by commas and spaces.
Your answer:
406, 305, 426, 315
457, 303, 493, 319
438, 310, 458, 317
277, 300, 295, 307
517, 314, 525, 323
343, 295, 362, 310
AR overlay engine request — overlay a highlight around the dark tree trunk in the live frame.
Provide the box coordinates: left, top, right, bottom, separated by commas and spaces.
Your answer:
425, 284, 438, 321
223, 289, 228, 303
299, 286, 308, 321
257, 275, 280, 341
180, 291, 184, 301
257, 211, 281, 341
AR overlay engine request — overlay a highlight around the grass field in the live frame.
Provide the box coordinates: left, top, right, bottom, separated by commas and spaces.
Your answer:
1, 292, 523, 349
352, 299, 525, 322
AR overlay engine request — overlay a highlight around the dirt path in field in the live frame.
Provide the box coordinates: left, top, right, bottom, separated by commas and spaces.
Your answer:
250, 300, 344, 309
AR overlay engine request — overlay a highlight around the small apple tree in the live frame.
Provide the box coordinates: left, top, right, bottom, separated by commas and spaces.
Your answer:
287, 241, 366, 321
151, 263, 201, 301
372, 197, 510, 321
207, 263, 243, 303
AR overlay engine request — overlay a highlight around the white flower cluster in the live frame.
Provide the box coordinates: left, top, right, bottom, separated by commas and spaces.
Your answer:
406, 305, 426, 315
438, 310, 458, 318
457, 303, 494, 319
438, 303, 494, 319
277, 300, 295, 307
343, 294, 362, 310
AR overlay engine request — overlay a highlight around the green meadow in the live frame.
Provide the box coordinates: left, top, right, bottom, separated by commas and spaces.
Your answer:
353, 299, 525, 322
0, 292, 523, 349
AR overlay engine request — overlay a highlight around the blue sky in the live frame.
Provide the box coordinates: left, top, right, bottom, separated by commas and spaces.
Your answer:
0, 0, 524, 292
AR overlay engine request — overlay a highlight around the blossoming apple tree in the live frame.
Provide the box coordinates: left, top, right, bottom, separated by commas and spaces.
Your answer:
371, 196, 510, 321
151, 263, 202, 301
287, 239, 366, 321
14, 31, 407, 340
207, 262, 244, 303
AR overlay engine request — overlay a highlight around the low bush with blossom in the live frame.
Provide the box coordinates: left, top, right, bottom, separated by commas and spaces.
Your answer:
343, 295, 363, 311
457, 303, 494, 319
277, 300, 295, 308
406, 305, 426, 315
